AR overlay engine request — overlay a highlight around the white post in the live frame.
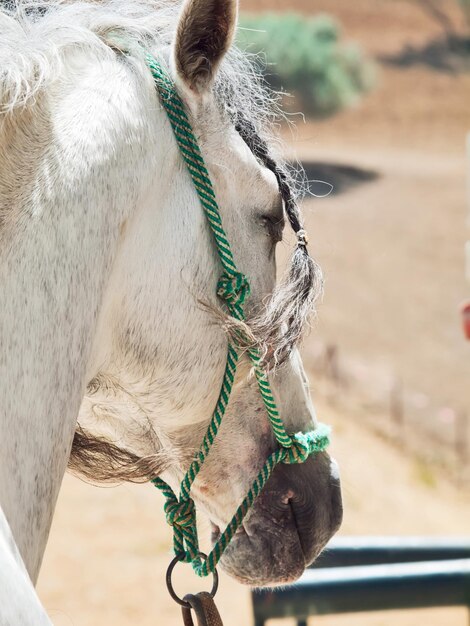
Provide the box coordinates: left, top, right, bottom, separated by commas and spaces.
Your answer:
466, 132, 470, 282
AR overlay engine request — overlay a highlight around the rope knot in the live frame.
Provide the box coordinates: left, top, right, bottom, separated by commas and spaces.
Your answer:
217, 271, 250, 307
164, 497, 195, 529
281, 426, 331, 465
282, 432, 311, 464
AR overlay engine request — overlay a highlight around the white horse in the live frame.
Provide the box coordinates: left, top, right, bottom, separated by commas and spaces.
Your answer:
0, 0, 342, 622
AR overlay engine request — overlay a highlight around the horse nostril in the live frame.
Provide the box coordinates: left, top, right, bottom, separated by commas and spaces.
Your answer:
281, 489, 295, 505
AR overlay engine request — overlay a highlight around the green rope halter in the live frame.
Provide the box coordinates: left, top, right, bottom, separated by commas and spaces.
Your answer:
145, 52, 331, 578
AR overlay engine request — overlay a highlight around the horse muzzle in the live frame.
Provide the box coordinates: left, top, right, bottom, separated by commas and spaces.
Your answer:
213, 452, 343, 586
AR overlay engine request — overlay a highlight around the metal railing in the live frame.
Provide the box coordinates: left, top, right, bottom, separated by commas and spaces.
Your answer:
252, 537, 470, 626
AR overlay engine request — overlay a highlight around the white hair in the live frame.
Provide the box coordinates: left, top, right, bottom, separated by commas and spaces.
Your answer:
0, 0, 279, 137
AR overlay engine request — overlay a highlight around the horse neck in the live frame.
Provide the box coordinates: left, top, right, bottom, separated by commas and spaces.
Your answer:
0, 52, 162, 581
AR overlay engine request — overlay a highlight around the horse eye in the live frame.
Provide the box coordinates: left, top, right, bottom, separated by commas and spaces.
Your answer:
260, 214, 285, 243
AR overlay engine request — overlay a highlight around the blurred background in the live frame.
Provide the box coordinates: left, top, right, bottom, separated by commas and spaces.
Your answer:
37, 1, 470, 624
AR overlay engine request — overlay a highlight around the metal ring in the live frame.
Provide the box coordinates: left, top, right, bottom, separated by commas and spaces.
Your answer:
165, 552, 219, 608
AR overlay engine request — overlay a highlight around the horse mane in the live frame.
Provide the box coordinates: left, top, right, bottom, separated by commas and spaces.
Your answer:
0, 0, 278, 136
0, 0, 171, 111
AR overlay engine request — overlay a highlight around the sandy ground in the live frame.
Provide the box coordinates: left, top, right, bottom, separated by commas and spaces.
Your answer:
297, 143, 470, 453
35, 1, 470, 625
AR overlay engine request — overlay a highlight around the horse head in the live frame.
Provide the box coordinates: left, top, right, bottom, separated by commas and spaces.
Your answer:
0, 0, 341, 591
74, 0, 342, 586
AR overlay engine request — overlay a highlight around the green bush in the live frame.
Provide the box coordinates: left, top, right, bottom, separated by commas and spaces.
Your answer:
238, 13, 375, 117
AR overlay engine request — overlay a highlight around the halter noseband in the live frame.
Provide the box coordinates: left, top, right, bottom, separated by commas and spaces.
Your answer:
145, 52, 331, 578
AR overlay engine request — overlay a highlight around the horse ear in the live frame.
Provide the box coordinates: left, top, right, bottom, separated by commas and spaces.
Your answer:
173, 0, 238, 94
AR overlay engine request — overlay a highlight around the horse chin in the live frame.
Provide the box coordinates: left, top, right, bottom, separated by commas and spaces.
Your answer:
212, 520, 309, 587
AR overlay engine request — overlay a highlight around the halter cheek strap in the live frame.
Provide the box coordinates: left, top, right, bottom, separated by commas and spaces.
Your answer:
145, 52, 331, 578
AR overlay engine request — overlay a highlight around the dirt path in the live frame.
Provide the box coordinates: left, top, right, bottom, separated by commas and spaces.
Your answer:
295, 144, 469, 416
